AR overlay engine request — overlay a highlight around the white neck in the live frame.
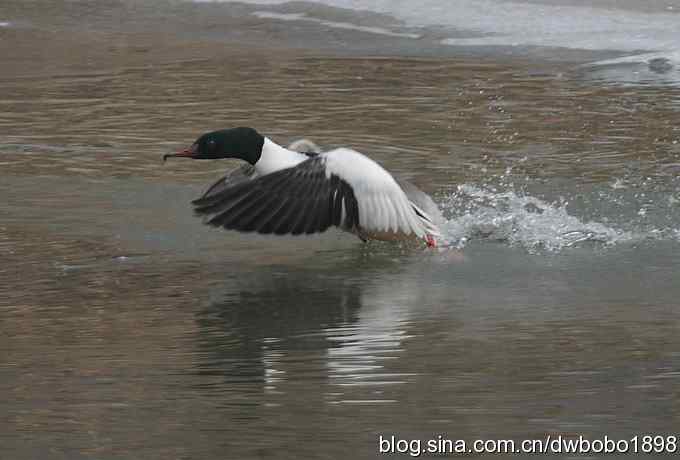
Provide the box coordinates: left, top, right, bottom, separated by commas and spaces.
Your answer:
255, 138, 307, 175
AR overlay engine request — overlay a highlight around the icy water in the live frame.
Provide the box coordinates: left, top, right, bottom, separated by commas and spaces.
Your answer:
2, 1, 680, 459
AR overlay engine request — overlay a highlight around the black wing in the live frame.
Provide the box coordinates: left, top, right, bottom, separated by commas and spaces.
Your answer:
192, 157, 360, 236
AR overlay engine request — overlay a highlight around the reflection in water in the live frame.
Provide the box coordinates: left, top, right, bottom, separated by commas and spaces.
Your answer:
183, 244, 680, 458
194, 258, 428, 406
196, 269, 362, 384
325, 276, 419, 399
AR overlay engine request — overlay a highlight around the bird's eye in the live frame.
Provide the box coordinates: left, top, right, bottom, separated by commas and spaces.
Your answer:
207, 140, 217, 153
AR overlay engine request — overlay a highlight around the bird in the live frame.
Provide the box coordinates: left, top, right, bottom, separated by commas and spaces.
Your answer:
164, 127, 443, 246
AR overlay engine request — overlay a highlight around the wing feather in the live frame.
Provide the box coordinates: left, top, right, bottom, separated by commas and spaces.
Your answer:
191, 147, 441, 240
193, 156, 356, 236
374, 196, 383, 230
382, 194, 395, 232
322, 148, 440, 238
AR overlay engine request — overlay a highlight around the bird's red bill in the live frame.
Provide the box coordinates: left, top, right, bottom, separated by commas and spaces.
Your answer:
163, 143, 198, 162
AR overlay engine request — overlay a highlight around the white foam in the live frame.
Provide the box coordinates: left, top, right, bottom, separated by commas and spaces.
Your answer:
253, 11, 421, 38
442, 184, 636, 253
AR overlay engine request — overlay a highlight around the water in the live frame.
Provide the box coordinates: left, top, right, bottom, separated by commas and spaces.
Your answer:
221, 0, 680, 51
208, 0, 680, 84
2, 1, 680, 458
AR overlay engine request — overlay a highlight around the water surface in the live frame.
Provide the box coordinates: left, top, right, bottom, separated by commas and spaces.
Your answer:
2, 1, 680, 459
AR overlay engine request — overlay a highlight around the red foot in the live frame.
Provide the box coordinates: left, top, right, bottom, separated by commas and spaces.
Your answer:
426, 235, 437, 248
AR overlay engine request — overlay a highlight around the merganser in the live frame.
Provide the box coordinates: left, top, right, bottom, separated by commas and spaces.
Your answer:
164, 127, 443, 246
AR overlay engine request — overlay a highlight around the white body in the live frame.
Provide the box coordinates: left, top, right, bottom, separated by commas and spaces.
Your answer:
255, 138, 441, 239
255, 138, 309, 175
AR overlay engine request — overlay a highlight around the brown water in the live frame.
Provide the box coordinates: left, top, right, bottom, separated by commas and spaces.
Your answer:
2, 1, 680, 459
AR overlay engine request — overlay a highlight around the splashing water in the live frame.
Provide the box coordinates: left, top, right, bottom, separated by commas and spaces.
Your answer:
441, 184, 635, 253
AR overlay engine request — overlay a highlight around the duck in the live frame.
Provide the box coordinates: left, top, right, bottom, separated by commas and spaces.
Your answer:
164, 127, 443, 247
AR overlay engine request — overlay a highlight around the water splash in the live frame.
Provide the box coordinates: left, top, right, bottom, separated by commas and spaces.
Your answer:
441, 184, 635, 253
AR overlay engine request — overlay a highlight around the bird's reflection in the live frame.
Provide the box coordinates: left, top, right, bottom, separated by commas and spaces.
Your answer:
194, 250, 428, 404
195, 268, 362, 382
